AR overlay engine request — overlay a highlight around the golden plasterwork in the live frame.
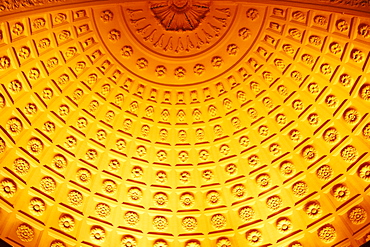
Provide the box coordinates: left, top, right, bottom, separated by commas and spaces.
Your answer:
0, 0, 370, 246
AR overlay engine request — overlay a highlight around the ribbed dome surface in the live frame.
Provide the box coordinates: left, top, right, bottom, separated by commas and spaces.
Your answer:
0, 0, 370, 246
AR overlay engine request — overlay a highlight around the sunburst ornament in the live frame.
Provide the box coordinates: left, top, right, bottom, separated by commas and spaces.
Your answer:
150, 0, 210, 31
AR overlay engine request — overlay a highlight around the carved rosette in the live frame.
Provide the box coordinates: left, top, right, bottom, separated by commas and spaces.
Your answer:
150, 0, 210, 31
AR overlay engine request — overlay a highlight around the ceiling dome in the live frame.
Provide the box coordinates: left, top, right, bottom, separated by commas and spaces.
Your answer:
0, 0, 370, 246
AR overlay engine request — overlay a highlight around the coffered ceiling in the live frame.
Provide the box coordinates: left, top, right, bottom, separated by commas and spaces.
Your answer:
0, 0, 370, 246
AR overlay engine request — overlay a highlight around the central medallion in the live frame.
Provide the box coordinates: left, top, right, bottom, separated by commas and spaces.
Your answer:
150, 0, 210, 31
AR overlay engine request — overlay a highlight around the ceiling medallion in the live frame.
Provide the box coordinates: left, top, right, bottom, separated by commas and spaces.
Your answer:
124, 1, 235, 56
150, 0, 210, 31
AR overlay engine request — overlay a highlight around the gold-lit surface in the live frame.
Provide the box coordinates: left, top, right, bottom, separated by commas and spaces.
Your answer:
0, 0, 370, 246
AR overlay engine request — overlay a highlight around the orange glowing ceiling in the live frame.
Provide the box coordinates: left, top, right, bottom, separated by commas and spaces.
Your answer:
0, 0, 370, 246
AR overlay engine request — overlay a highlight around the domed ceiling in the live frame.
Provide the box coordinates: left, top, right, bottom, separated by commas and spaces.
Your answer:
0, 0, 370, 246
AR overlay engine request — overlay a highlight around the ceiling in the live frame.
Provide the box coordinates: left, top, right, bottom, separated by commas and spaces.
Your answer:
0, 0, 370, 246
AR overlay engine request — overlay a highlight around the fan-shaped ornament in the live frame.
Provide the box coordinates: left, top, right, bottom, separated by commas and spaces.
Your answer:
150, 0, 210, 31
